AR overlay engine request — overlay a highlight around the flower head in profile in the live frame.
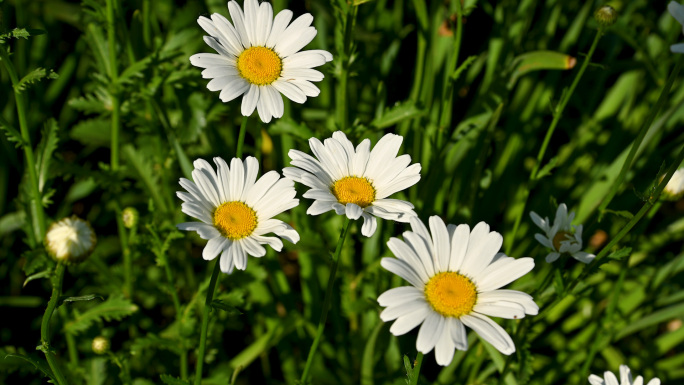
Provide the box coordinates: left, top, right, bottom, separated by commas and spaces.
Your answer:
378, 216, 538, 366
45, 216, 97, 264
190, 0, 333, 123
589, 364, 660, 385
177, 157, 299, 274
283, 131, 421, 237
662, 168, 684, 200
669, 1, 684, 54
530, 203, 595, 264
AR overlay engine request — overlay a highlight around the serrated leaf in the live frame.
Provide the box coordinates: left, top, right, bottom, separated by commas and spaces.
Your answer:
603, 209, 634, 220
70, 118, 111, 147
14, 67, 59, 92
535, 156, 559, 180
118, 55, 153, 85
130, 334, 182, 356
159, 374, 190, 385
0, 28, 45, 42
606, 247, 632, 261
123, 145, 169, 213
63, 295, 138, 335
210, 299, 242, 315
22, 250, 51, 276
59, 294, 104, 306
35, 119, 59, 192
4, 353, 55, 380
370, 101, 424, 130
68, 90, 110, 114
0, 120, 25, 148
23, 269, 51, 287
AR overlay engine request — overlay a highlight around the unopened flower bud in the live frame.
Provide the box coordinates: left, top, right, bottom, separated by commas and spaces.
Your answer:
45, 216, 97, 264
594, 5, 618, 28
662, 168, 684, 201
122, 207, 139, 229
92, 336, 110, 355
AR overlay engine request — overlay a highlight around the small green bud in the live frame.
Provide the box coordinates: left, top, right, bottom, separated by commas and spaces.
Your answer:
122, 207, 139, 229
594, 5, 618, 28
92, 336, 110, 355
45, 216, 97, 265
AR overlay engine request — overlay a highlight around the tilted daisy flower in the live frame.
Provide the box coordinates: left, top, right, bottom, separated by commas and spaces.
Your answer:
589, 364, 660, 385
46, 216, 97, 264
189, 0, 333, 123
530, 203, 595, 264
377, 216, 538, 366
283, 131, 421, 237
177, 157, 299, 274
669, 1, 684, 54
662, 168, 684, 200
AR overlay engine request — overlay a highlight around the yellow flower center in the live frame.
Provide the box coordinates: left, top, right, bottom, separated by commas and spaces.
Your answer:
424, 272, 478, 318
236, 46, 282, 85
552, 231, 573, 251
213, 201, 258, 240
331, 176, 376, 208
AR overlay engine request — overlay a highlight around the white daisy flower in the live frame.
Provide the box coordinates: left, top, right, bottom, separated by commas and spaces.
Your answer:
530, 203, 595, 264
589, 364, 660, 385
377, 216, 538, 366
662, 168, 684, 200
282, 131, 421, 237
45, 216, 97, 264
189, 0, 333, 123
669, 1, 684, 54
176, 156, 300, 274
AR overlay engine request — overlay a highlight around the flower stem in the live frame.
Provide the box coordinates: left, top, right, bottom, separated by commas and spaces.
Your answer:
194, 259, 222, 385
409, 352, 424, 385
105, 0, 121, 171
40, 262, 68, 385
0, 45, 47, 242
506, 29, 603, 253
596, 57, 683, 220
336, 6, 356, 132
300, 217, 352, 384
237, 115, 249, 158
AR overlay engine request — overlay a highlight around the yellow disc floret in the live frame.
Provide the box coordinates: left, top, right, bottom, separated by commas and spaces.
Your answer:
236, 46, 282, 85
331, 176, 376, 208
213, 201, 258, 240
552, 231, 573, 251
424, 272, 478, 318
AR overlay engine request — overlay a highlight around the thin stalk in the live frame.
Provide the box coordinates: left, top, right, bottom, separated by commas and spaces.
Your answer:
113, 203, 131, 299
105, 0, 121, 171
299, 218, 352, 384
438, 1, 463, 133
142, 0, 151, 47
506, 29, 603, 253
409, 352, 424, 385
596, 58, 683, 220
162, 249, 188, 379
194, 260, 221, 385
336, 6, 356, 132
59, 306, 79, 365
0, 46, 47, 241
237, 115, 249, 158
40, 262, 68, 385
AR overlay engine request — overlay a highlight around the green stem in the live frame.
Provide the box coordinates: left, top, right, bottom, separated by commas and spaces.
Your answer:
161, 247, 188, 379
105, 0, 121, 171
299, 218, 352, 384
409, 352, 424, 385
336, 6, 356, 132
438, 1, 463, 133
237, 115, 249, 158
596, 58, 683, 219
0, 46, 47, 241
194, 259, 222, 385
40, 262, 68, 385
59, 306, 79, 365
506, 29, 603, 253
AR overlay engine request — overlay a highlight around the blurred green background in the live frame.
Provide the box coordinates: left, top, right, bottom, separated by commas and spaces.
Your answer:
1, 0, 683, 384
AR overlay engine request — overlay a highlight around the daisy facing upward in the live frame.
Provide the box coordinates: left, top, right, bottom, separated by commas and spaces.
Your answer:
283, 131, 421, 237
190, 0, 333, 123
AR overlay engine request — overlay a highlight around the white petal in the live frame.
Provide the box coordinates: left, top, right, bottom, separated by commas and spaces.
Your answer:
255, 2, 273, 46
448, 224, 470, 272
219, 78, 250, 103
461, 313, 515, 355
476, 290, 539, 315
380, 298, 429, 322
377, 286, 424, 307
280, 68, 324, 81
253, 234, 284, 251
588, 374, 605, 385
265, 9, 294, 48
278, 27, 318, 58
476, 257, 535, 292
416, 312, 445, 353
176, 222, 220, 240
389, 306, 430, 336
256, 88, 272, 123
202, 65, 239, 79
203, 237, 228, 261
283, 51, 329, 69
451, 318, 468, 350
671, 42, 684, 53
228, 1, 250, 47
387, 237, 430, 284
272, 80, 307, 103
669, 1, 684, 26
381, 258, 425, 288
474, 301, 526, 320
360, 213, 377, 237
190, 53, 233, 68
228, 158, 245, 201
219, 245, 235, 273
572, 251, 595, 264
241, 84, 259, 117
545, 252, 560, 263
307, 200, 335, 216
345, 203, 363, 220
239, 236, 266, 258
429, 216, 451, 272
233, 242, 248, 270
434, 319, 456, 366
290, 79, 320, 96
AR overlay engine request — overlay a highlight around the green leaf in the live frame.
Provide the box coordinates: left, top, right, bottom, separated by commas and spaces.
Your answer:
68, 90, 110, 114
0, 211, 26, 235
118, 55, 153, 85
59, 294, 104, 306
606, 247, 632, 261
4, 353, 55, 380
159, 374, 190, 385
21, 250, 51, 276
508, 50, 576, 87
603, 209, 634, 220
535, 156, 558, 180
123, 144, 169, 213
450, 55, 478, 83
0, 28, 45, 43
23, 269, 51, 287
370, 101, 424, 130
70, 118, 111, 147
130, 334, 182, 356
63, 295, 138, 335
210, 299, 242, 315
616, 302, 684, 340
0, 120, 25, 148
14, 67, 59, 93
34, 119, 59, 192
403, 355, 413, 384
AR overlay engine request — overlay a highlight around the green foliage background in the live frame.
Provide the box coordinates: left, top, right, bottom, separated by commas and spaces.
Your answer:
1, 0, 684, 384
